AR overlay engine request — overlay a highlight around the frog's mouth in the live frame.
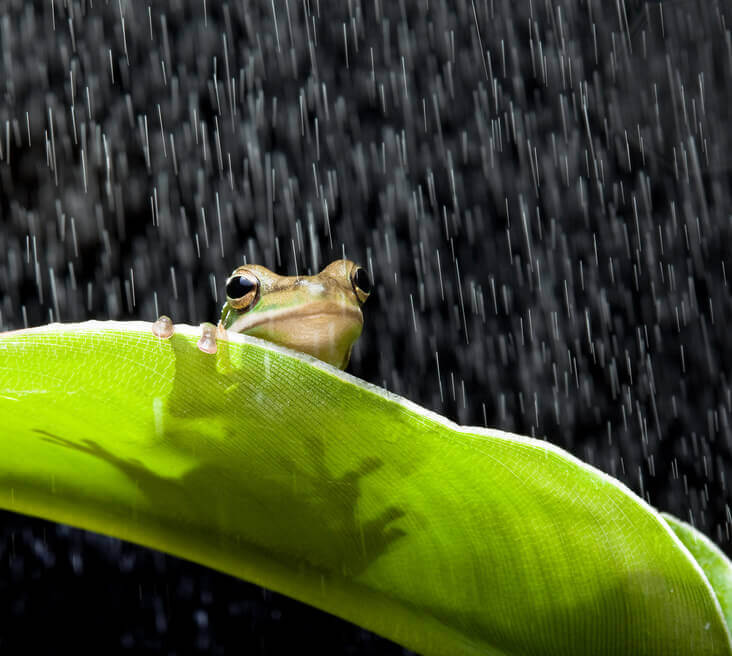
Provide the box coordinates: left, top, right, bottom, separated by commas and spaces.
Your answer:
225, 301, 363, 336
224, 302, 363, 369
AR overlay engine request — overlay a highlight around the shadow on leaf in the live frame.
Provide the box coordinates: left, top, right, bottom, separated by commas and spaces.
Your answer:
34, 418, 406, 579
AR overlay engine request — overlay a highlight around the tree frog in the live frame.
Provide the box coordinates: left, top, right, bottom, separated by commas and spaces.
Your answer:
153, 260, 372, 370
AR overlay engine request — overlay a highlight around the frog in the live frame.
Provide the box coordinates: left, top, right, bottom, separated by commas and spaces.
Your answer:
152, 259, 371, 370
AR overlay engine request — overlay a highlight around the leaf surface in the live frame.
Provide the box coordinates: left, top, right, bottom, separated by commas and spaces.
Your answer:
0, 322, 729, 655
662, 513, 732, 634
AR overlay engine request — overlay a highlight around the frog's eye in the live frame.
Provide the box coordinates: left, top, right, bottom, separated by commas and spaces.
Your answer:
351, 266, 372, 304
225, 270, 259, 311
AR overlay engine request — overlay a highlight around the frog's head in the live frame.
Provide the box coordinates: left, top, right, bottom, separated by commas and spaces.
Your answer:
219, 259, 372, 369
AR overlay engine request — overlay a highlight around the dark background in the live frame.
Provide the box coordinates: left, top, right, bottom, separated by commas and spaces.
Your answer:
1, 0, 731, 652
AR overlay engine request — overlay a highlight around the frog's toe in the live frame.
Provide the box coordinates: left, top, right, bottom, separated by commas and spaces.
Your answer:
197, 322, 218, 354
151, 315, 174, 338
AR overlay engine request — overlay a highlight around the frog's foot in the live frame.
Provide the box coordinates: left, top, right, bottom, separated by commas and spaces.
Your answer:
197, 322, 218, 354
151, 315, 174, 338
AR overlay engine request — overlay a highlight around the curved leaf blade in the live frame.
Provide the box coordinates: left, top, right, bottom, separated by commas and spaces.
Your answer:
0, 322, 729, 655
662, 513, 732, 633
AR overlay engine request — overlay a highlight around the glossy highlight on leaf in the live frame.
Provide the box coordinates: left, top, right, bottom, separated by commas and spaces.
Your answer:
0, 322, 730, 655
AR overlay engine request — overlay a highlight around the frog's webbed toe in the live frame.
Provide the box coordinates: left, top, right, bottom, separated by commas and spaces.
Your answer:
197, 322, 218, 354
151, 315, 174, 339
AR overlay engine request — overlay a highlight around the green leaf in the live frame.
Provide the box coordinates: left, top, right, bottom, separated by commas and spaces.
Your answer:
0, 321, 730, 655
662, 513, 732, 633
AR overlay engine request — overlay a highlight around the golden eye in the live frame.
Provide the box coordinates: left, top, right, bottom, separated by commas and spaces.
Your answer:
225, 270, 259, 310
351, 266, 372, 304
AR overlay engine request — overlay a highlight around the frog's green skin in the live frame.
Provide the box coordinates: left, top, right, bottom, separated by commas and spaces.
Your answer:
219, 259, 370, 369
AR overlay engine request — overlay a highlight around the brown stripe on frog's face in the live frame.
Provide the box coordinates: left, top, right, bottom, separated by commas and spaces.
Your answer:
219, 259, 371, 369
